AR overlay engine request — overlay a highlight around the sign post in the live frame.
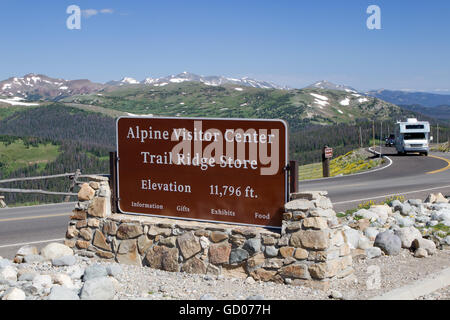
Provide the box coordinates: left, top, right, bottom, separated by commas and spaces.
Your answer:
116, 117, 288, 228
322, 146, 333, 177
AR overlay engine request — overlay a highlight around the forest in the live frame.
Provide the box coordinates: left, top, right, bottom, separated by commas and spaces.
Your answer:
0, 103, 448, 205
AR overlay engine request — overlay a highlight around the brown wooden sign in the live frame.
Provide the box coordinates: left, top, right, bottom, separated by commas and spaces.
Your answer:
116, 117, 288, 228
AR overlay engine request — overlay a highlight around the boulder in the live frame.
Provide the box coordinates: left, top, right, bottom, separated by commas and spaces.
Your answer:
394, 227, 423, 248
15, 245, 39, 257
2, 287, 26, 300
354, 209, 378, 221
369, 205, 391, 222
343, 228, 362, 249
365, 247, 382, 259
414, 248, 428, 258
243, 238, 261, 255
40, 243, 73, 260
412, 238, 436, 255
0, 266, 17, 282
374, 230, 402, 255
435, 193, 449, 203
364, 227, 379, 241
52, 255, 77, 267
78, 183, 95, 201
80, 277, 115, 300
48, 286, 80, 300
83, 264, 108, 281
425, 193, 437, 204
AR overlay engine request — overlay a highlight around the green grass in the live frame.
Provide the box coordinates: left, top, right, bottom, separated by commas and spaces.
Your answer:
0, 139, 61, 176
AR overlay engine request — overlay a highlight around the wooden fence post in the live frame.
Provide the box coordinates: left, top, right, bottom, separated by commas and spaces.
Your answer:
289, 160, 298, 194
109, 151, 119, 213
65, 169, 80, 202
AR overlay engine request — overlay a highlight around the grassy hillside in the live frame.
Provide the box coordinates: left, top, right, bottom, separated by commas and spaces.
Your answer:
298, 149, 384, 180
0, 137, 60, 176
62, 82, 410, 130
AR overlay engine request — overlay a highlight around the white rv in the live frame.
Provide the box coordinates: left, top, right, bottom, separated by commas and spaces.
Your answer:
394, 118, 433, 156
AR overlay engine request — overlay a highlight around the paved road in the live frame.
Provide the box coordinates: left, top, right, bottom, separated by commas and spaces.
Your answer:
301, 147, 450, 212
1, 147, 449, 259
0, 203, 74, 259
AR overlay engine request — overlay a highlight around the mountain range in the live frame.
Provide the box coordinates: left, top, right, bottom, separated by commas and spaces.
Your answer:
0, 72, 288, 100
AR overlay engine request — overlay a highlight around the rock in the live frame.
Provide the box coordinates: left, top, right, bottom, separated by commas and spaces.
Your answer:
291, 230, 329, 250
365, 247, 382, 259
245, 276, 256, 284
357, 236, 372, 250
177, 232, 202, 260
0, 258, 12, 268
16, 245, 39, 257
369, 205, 391, 222
33, 274, 53, 288
279, 264, 309, 279
294, 248, 309, 260
40, 243, 73, 260
52, 274, 75, 288
52, 255, 77, 267
181, 257, 207, 274
412, 238, 436, 255
209, 243, 231, 265
18, 272, 37, 282
83, 264, 108, 281
106, 264, 123, 278
437, 210, 450, 222
80, 277, 115, 300
88, 197, 109, 218
364, 227, 379, 241
444, 236, 450, 246
329, 290, 343, 300
229, 248, 249, 264
343, 228, 361, 249
116, 240, 142, 267
394, 227, 422, 248
67, 265, 85, 280
2, 287, 26, 300
47, 286, 80, 300
435, 193, 449, 203
78, 183, 95, 201
243, 238, 261, 255
284, 199, 315, 212
414, 248, 428, 258
425, 193, 437, 204
398, 203, 414, 216
23, 254, 45, 264
144, 246, 179, 272
210, 231, 228, 243
291, 191, 327, 200
0, 266, 17, 282
265, 246, 278, 257
396, 216, 415, 228
116, 223, 143, 239
279, 247, 295, 258
408, 199, 422, 207
374, 230, 402, 256
303, 217, 328, 229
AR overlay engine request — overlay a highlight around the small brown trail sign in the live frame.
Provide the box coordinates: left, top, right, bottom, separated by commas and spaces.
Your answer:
324, 147, 333, 159
116, 117, 288, 228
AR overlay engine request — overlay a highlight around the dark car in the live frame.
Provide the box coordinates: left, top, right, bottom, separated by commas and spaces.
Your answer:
385, 134, 395, 147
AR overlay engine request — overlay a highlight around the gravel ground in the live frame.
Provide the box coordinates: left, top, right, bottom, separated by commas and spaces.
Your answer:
417, 285, 450, 300
11, 247, 448, 300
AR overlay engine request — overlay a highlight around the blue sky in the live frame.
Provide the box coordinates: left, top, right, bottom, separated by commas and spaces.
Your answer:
0, 0, 449, 92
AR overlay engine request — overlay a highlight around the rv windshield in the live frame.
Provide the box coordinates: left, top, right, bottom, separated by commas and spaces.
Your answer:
404, 132, 426, 140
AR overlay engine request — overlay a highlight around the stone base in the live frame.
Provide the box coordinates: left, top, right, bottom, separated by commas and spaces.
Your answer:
66, 180, 353, 289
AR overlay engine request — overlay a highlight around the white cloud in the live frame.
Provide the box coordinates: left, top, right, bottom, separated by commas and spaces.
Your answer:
82, 9, 98, 18
100, 8, 114, 14
82, 8, 114, 18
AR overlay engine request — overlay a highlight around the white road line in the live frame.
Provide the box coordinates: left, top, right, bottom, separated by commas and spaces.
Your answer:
0, 238, 65, 249
334, 184, 450, 205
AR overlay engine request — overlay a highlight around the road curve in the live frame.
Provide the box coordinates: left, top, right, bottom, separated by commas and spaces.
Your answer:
300, 147, 450, 212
